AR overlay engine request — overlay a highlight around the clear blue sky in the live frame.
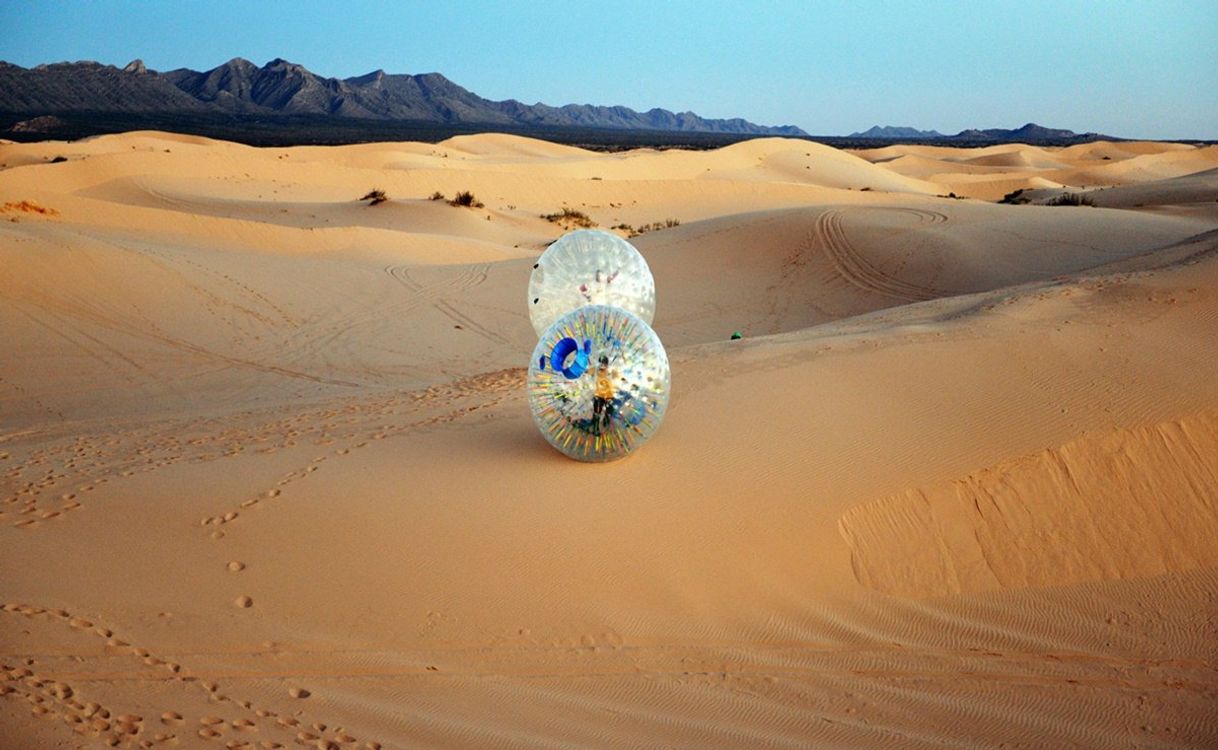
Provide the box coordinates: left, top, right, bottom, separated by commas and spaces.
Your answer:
2, 1, 1215, 139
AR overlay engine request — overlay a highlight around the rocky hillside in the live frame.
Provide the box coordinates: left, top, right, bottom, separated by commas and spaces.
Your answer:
0, 58, 807, 136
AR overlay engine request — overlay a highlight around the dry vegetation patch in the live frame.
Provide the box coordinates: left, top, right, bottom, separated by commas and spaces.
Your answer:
359, 189, 388, 206
2, 200, 59, 217
542, 207, 595, 229
1046, 192, 1095, 207
613, 218, 680, 237
448, 191, 484, 208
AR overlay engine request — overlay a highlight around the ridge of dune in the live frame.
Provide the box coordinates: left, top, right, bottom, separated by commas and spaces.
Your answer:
438, 132, 597, 159
1085, 167, 1218, 210
850, 140, 1218, 200
1044, 144, 1218, 186
840, 409, 1218, 597
953, 146, 1070, 169
1057, 140, 1199, 159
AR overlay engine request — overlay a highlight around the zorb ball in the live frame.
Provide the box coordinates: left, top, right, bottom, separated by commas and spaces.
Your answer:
527, 230, 655, 337
528, 305, 670, 462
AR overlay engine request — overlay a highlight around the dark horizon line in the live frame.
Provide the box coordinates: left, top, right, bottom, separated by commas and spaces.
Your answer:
5, 111, 1215, 150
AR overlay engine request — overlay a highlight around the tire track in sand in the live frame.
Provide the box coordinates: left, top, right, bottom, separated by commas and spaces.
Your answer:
384, 263, 508, 344
813, 207, 944, 302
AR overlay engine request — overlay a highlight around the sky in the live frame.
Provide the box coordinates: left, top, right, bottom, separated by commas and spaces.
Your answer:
1, 0, 1215, 139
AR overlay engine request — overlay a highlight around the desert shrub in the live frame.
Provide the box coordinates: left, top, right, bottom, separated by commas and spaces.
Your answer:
449, 190, 484, 208
359, 189, 388, 206
999, 188, 1030, 205
541, 207, 595, 228
624, 218, 680, 237
1045, 192, 1094, 207
3, 200, 59, 216
428, 191, 445, 201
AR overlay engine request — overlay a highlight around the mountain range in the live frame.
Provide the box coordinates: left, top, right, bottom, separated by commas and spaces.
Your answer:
849, 125, 947, 139
0, 58, 807, 136
849, 122, 1110, 144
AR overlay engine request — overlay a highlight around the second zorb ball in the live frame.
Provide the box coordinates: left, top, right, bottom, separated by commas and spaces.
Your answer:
528, 229, 655, 337
529, 305, 670, 462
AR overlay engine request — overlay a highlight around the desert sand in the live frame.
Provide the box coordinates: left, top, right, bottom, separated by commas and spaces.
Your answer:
2, 131, 1217, 748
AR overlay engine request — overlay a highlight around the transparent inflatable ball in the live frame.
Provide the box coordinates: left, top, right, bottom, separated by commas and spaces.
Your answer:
528, 305, 670, 462
527, 230, 655, 337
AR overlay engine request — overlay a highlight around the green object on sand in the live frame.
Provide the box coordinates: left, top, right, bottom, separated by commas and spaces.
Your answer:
730, 331, 742, 340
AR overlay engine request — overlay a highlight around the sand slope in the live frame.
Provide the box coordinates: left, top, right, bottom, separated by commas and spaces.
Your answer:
854, 141, 1218, 201
3, 133, 1218, 749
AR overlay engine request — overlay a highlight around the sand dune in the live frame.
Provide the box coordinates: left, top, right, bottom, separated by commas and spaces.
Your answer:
953, 146, 1070, 170
2, 132, 1218, 749
842, 409, 1218, 597
853, 141, 1218, 201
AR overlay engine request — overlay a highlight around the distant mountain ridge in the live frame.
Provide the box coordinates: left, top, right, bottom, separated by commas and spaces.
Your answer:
849, 125, 945, 139
849, 122, 1112, 144
0, 58, 807, 136
954, 122, 1107, 143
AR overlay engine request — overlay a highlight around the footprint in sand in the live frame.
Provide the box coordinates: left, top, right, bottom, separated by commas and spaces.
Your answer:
114, 714, 143, 733
43, 681, 72, 699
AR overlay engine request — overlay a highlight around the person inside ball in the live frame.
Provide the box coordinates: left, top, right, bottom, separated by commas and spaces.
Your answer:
592, 355, 618, 432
